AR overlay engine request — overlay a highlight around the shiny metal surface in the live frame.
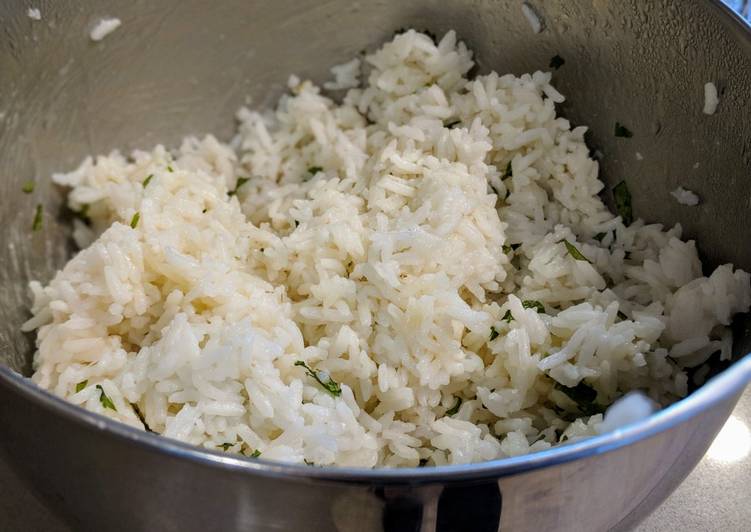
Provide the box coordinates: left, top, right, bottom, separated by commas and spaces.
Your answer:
1, 1, 751, 530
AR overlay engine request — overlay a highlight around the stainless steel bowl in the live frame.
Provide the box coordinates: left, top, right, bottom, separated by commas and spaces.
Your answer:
2, 1, 751, 530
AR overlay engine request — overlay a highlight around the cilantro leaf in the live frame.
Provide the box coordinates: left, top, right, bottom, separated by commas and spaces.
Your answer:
294, 360, 341, 397
32, 204, 43, 232
96, 384, 117, 411
614, 122, 633, 138
446, 396, 462, 416
613, 180, 633, 226
563, 239, 591, 263
549, 54, 565, 70
522, 300, 545, 313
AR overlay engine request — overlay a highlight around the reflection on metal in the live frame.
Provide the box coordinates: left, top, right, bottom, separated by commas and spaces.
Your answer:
706, 416, 751, 463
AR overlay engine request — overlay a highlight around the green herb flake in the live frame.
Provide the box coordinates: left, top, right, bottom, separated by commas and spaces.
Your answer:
555, 382, 602, 417
549, 55, 565, 70
218, 443, 234, 451
522, 300, 545, 313
249, 449, 262, 458
294, 360, 342, 397
31, 204, 43, 232
96, 384, 117, 411
307, 166, 323, 176
563, 239, 591, 263
614, 122, 633, 138
75, 380, 88, 393
22, 181, 35, 194
131, 402, 152, 432
446, 396, 463, 416
504, 161, 513, 178
142, 174, 154, 187
502, 244, 513, 254
73, 204, 91, 224
502, 309, 514, 323
613, 180, 633, 226
167, 165, 174, 173
445, 120, 461, 129
593, 232, 606, 242
130, 212, 140, 229
617, 310, 628, 320
228, 177, 251, 196
489, 326, 500, 341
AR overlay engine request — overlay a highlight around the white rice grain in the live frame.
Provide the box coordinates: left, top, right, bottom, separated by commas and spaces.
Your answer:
521, 3, 543, 34
90, 17, 122, 42
671, 186, 700, 206
703, 82, 719, 115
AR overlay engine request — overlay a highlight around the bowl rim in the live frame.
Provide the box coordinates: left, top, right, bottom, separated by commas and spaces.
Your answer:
1, 0, 751, 486
2, 355, 749, 484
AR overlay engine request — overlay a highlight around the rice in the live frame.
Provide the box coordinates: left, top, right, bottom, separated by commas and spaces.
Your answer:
27, 7, 41, 21
323, 59, 362, 91
90, 18, 121, 42
703, 82, 719, 115
671, 186, 700, 206
23, 30, 751, 467
521, 3, 543, 34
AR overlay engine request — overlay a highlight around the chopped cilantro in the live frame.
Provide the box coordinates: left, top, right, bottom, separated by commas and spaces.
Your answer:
294, 360, 342, 397
613, 180, 633, 226
549, 54, 565, 70
75, 380, 88, 393
502, 244, 513, 254
249, 449, 262, 458
446, 396, 462, 416
228, 177, 250, 196
614, 122, 633, 138
32, 204, 43, 232
522, 300, 545, 313
504, 161, 513, 178
167, 165, 174, 172
96, 384, 117, 411
130, 212, 140, 228
502, 309, 514, 323
555, 382, 602, 417
563, 239, 591, 263
22, 181, 35, 194
142, 174, 154, 187
617, 310, 628, 320
489, 326, 500, 341
72, 204, 91, 224
131, 402, 152, 431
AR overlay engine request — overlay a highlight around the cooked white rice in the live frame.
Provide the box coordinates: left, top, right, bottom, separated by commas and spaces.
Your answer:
27, 7, 41, 21
671, 186, 700, 206
24, 30, 751, 467
90, 17, 121, 42
703, 82, 719, 115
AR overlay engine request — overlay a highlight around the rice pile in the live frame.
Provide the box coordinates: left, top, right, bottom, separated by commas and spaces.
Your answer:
24, 30, 751, 467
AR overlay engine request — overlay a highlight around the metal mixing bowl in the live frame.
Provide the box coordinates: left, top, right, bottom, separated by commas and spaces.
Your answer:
2, 1, 751, 530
